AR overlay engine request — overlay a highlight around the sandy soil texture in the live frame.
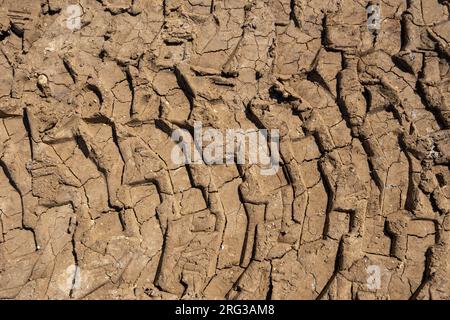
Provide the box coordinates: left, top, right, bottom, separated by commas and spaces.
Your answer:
0, 0, 449, 300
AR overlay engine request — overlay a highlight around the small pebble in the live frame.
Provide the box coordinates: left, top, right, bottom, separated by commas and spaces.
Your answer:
38, 75, 48, 86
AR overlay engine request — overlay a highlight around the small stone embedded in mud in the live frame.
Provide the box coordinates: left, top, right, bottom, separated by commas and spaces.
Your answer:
37, 74, 48, 86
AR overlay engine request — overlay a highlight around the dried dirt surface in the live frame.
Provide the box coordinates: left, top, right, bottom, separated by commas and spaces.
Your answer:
0, 0, 449, 300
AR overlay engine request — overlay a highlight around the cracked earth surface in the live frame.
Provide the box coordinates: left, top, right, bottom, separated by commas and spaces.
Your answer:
0, 0, 449, 300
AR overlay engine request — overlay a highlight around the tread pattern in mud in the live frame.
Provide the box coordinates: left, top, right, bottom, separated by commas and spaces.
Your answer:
0, 0, 449, 299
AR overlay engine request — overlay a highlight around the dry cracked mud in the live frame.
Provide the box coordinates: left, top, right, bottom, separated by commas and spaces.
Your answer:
0, 0, 449, 300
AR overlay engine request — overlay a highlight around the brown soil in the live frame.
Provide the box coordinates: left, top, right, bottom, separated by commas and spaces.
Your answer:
0, 0, 449, 300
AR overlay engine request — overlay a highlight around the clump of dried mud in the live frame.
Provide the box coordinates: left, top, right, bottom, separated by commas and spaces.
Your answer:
0, 0, 449, 300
